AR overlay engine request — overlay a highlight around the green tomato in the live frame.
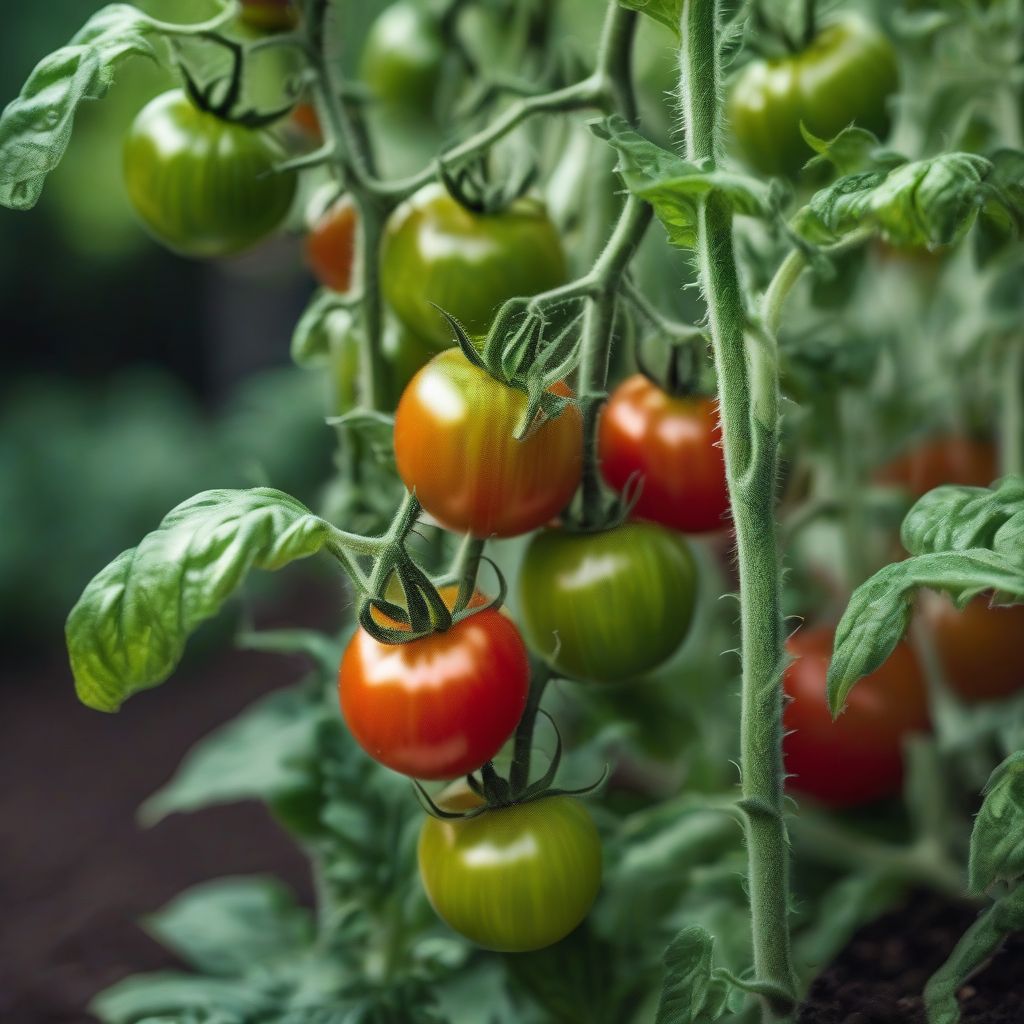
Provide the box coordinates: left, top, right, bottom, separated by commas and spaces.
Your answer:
123, 90, 297, 258
727, 15, 899, 176
380, 183, 568, 348
518, 522, 697, 683
361, 1, 445, 114
418, 793, 602, 952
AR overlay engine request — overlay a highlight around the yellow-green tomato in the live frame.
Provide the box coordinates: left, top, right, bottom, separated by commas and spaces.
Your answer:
418, 795, 602, 952
123, 90, 297, 258
727, 15, 899, 176
518, 522, 697, 682
380, 183, 568, 348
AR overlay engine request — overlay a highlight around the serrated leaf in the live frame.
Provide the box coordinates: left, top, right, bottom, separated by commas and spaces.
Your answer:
145, 877, 313, 978
618, 0, 682, 38
655, 926, 730, 1024
901, 477, 1024, 562
140, 684, 326, 825
969, 752, 1024, 893
827, 551, 1024, 715
0, 4, 166, 210
592, 115, 776, 248
91, 972, 276, 1024
801, 124, 905, 177
66, 488, 335, 712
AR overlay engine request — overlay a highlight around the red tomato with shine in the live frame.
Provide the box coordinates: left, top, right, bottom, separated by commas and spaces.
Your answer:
599, 376, 729, 534
339, 589, 529, 779
306, 196, 357, 293
783, 627, 930, 807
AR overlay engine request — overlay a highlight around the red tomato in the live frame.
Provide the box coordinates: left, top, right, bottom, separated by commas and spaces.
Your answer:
291, 102, 322, 142
306, 196, 357, 293
783, 627, 930, 807
921, 591, 1024, 703
394, 348, 583, 538
599, 376, 729, 534
338, 588, 529, 779
877, 436, 998, 498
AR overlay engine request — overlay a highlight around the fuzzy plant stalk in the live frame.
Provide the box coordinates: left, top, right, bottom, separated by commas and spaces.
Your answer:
678, 0, 798, 1016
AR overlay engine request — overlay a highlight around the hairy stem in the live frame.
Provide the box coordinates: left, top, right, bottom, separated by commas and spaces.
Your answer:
680, 0, 797, 1016
509, 666, 552, 795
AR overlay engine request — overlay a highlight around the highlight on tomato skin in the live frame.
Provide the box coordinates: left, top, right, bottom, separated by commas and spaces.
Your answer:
418, 789, 602, 953
338, 588, 529, 780
782, 626, 931, 808
393, 348, 583, 539
599, 375, 730, 535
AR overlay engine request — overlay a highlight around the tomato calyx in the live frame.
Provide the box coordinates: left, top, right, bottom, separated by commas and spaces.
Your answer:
635, 334, 705, 400
438, 153, 538, 216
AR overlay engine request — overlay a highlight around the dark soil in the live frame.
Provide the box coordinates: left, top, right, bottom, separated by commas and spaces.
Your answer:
0, 644, 316, 1024
799, 891, 1024, 1023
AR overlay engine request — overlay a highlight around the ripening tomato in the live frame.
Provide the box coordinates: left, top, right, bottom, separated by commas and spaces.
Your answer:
393, 348, 583, 537
361, 1, 445, 114
290, 102, 322, 142
123, 91, 297, 258
239, 0, 299, 32
783, 627, 930, 807
877, 436, 998, 498
921, 591, 1024, 703
306, 195, 358, 293
599, 376, 730, 534
518, 522, 697, 682
339, 588, 529, 779
419, 789, 602, 952
381, 183, 568, 348
728, 15, 899, 176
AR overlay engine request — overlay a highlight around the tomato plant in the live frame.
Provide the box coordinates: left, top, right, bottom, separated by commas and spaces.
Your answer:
381, 183, 568, 348
599, 375, 730, 534
728, 15, 899, 176
418, 790, 602, 952
338, 588, 528, 780
306, 194, 357, 293
518, 522, 697, 682
783, 627, 930, 807
360, 1, 445, 114
123, 90, 297, 258
393, 348, 582, 537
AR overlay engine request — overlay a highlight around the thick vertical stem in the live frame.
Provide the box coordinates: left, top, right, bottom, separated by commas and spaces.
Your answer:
680, 0, 797, 1015
1001, 338, 1023, 478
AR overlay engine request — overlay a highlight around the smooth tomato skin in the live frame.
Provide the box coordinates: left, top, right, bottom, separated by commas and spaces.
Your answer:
728, 15, 899, 176
338, 590, 529, 780
306, 196, 357, 293
394, 348, 583, 538
783, 627, 930, 807
381, 183, 568, 348
419, 794, 602, 952
239, 0, 298, 31
518, 522, 697, 682
599, 376, 729, 534
921, 592, 1024, 702
877, 436, 998, 498
361, 1, 445, 114
123, 91, 297, 258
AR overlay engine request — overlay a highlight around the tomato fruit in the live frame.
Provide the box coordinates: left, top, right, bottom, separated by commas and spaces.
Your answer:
306, 195, 358, 293
381, 183, 568, 348
338, 588, 529, 779
361, 1, 445, 114
123, 91, 297, 258
728, 15, 899, 176
394, 348, 582, 537
599, 376, 729, 534
783, 627, 930, 807
419, 791, 602, 952
290, 102, 322, 143
921, 591, 1024, 703
518, 522, 697, 682
877, 436, 998, 498
239, 0, 298, 31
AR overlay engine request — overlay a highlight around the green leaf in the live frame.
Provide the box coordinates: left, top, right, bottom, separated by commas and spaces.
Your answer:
655, 926, 730, 1024
617, 0, 682, 38
66, 488, 335, 712
139, 684, 327, 825
91, 972, 276, 1024
0, 5, 166, 210
800, 124, 905, 177
968, 751, 1024, 893
592, 115, 777, 248
901, 477, 1024, 565
145, 877, 313, 977
326, 409, 397, 469
827, 550, 1024, 715
291, 291, 353, 368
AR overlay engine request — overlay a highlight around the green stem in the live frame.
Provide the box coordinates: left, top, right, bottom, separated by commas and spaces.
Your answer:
1000, 337, 1023, 478
366, 491, 422, 597
680, 1, 797, 1016
509, 666, 552, 795
453, 536, 486, 609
